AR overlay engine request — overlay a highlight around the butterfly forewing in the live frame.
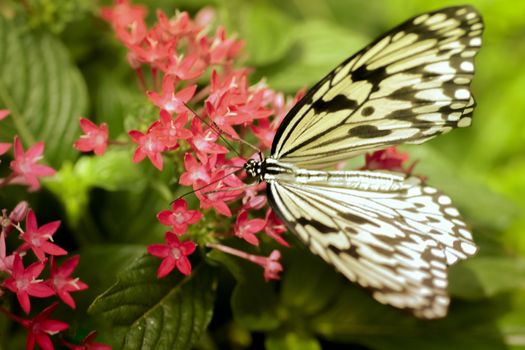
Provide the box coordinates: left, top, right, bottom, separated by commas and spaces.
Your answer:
266, 173, 477, 318
271, 6, 483, 168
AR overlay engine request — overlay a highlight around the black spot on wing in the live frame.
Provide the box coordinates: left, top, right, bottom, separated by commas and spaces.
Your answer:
311, 94, 358, 114
339, 211, 374, 225
348, 125, 392, 138
362, 106, 375, 116
296, 217, 333, 234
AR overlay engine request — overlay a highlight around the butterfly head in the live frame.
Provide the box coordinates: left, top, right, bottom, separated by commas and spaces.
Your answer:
244, 159, 263, 180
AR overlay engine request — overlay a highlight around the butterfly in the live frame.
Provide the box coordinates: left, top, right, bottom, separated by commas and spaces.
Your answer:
243, 5, 483, 319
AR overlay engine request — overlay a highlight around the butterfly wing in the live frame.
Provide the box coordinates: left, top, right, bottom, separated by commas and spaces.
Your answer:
267, 173, 477, 318
272, 6, 483, 168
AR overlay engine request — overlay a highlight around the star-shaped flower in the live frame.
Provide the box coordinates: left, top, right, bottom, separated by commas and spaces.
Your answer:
20, 302, 69, 350
19, 210, 67, 261
47, 256, 88, 309
74, 118, 109, 156
147, 232, 196, 277
3, 255, 55, 314
9, 137, 56, 192
157, 199, 203, 235
234, 210, 266, 246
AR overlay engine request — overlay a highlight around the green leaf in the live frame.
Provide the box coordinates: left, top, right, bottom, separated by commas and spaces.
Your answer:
238, 2, 294, 65
265, 332, 321, 350
89, 255, 217, 350
207, 249, 281, 331
259, 20, 368, 91
449, 257, 525, 299
46, 149, 147, 232
0, 15, 87, 166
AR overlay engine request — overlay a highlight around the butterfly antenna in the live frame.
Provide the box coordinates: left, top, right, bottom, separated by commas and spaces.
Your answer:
183, 103, 262, 156
173, 169, 242, 203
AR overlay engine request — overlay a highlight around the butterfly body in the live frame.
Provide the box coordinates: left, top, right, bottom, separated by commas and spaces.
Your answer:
242, 5, 483, 319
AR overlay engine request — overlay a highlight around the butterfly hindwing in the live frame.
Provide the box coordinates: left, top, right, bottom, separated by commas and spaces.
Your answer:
272, 6, 483, 168
266, 172, 477, 318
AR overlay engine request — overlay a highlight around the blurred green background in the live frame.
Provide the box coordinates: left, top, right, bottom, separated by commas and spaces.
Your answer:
1, 0, 525, 349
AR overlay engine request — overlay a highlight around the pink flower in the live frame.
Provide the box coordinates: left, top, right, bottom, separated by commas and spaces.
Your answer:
195, 170, 244, 217
3, 255, 55, 314
62, 331, 111, 350
20, 302, 69, 350
47, 256, 88, 309
234, 210, 266, 246
148, 76, 196, 114
179, 153, 211, 188
207, 243, 283, 282
0, 110, 11, 155
264, 209, 289, 247
147, 232, 196, 277
206, 26, 244, 64
0, 232, 14, 273
129, 129, 167, 170
1, 201, 29, 236
250, 119, 275, 150
150, 110, 192, 149
242, 183, 267, 210
157, 199, 203, 235
161, 53, 205, 81
19, 210, 67, 261
188, 118, 228, 163
74, 118, 109, 156
0, 109, 10, 120
100, 0, 148, 47
260, 250, 283, 281
361, 147, 412, 173
9, 137, 56, 192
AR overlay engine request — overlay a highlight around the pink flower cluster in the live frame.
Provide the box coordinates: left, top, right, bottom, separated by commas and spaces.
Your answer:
0, 203, 108, 350
91, 1, 416, 283
95, 0, 303, 280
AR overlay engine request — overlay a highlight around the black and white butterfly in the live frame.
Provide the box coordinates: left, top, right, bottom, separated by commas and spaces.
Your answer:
243, 5, 483, 319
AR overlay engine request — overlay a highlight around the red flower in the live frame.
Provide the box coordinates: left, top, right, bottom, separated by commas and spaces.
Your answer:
62, 331, 111, 350
47, 256, 88, 309
0, 232, 14, 273
250, 119, 275, 150
260, 250, 283, 281
150, 110, 192, 149
1, 201, 29, 236
195, 170, 244, 217
3, 255, 55, 314
242, 183, 267, 210
147, 232, 196, 277
100, 0, 148, 47
188, 118, 228, 163
0, 109, 11, 155
361, 147, 413, 173
19, 210, 67, 261
179, 153, 211, 188
129, 129, 167, 170
207, 243, 283, 282
234, 210, 266, 246
20, 302, 69, 350
147, 76, 196, 114
0, 109, 10, 120
9, 137, 56, 192
74, 118, 109, 156
161, 53, 205, 81
264, 209, 289, 247
206, 26, 244, 64
157, 199, 203, 235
